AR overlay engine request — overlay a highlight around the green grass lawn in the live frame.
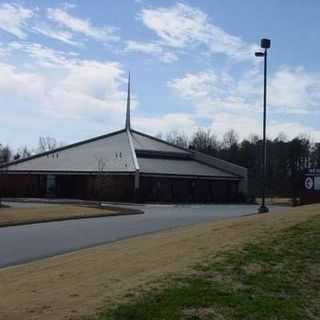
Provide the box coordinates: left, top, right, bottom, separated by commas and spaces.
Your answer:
93, 215, 320, 320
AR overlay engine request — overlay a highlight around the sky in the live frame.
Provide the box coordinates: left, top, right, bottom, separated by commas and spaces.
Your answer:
1, 0, 320, 149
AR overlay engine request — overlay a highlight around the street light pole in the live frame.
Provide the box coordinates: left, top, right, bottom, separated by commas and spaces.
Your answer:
255, 38, 271, 214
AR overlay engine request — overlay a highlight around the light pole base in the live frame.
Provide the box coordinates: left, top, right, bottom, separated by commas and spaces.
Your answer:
258, 205, 269, 213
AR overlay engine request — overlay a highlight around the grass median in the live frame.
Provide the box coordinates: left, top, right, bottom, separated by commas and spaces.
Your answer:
0, 204, 137, 227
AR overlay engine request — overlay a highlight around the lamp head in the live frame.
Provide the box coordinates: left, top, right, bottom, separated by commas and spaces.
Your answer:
255, 51, 265, 57
261, 38, 271, 49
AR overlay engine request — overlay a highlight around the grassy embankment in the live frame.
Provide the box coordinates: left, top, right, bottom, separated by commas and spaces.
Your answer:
96, 210, 320, 320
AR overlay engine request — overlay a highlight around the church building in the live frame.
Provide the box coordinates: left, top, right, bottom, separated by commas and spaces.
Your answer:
0, 77, 248, 203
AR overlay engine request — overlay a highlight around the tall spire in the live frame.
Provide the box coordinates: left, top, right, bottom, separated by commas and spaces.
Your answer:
125, 72, 131, 130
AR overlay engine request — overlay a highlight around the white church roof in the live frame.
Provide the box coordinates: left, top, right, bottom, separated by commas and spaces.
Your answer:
138, 157, 238, 178
1, 75, 245, 179
3, 130, 136, 173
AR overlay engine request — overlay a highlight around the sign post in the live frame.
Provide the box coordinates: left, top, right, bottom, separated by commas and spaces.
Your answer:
304, 168, 320, 191
301, 168, 320, 204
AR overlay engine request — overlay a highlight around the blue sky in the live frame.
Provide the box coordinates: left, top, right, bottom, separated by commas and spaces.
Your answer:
1, 0, 320, 150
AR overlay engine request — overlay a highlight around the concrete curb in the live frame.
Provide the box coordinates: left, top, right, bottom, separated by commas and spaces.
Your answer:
0, 211, 144, 228
2, 198, 104, 206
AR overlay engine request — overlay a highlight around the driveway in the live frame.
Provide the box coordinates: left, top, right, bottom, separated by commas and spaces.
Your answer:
0, 203, 283, 268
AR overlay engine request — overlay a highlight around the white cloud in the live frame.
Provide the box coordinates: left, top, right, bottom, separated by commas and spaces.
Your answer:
169, 65, 320, 117
169, 71, 219, 100
125, 41, 162, 54
168, 67, 320, 140
133, 109, 320, 141
0, 62, 45, 98
32, 23, 81, 46
0, 3, 33, 39
124, 40, 178, 63
159, 51, 178, 63
269, 66, 320, 113
2, 40, 320, 144
47, 8, 119, 42
0, 43, 129, 128
46, 60, 126, 116
209, 112, 320, 141
134, 113, 196, 135
0, 4, 119, 46
12, 42, 73, 67
168, 70, 256, 117
140, 3, 257, 61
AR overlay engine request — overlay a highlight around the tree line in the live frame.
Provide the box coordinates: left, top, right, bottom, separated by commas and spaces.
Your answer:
1, 130, 317, 198
159, 129, 315, 198
0, 136, 64, 164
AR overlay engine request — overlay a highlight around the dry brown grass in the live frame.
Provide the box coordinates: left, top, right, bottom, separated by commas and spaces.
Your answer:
0, 205, 116, 227
0, 204, 319, 320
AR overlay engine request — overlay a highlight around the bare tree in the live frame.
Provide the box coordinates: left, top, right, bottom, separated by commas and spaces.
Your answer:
248, 134, 260, 144
14, 146, 32, 160
0, 147, 9, 208
38, 136, 64, 153
0, 144, 12, 164
155, 132, 163, 140
190, 128, 219, 154
0, 172, 3, 208
97, 157, 107, 172
166, 130, 189, 148
0, 164, 8, 208
276, 132, 288, 142
222, 129, 239, 149
95, 156, 107, 206
0, 166, 3, 208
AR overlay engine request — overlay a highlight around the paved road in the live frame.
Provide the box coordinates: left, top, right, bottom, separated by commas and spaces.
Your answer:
0, 203, 282, 268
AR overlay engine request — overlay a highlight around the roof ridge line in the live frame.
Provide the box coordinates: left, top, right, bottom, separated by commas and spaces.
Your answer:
127, 129, 140, 171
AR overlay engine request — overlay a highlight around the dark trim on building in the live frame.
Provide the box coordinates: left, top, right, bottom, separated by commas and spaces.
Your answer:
136, 150, 191, 159
140, 173, 240, 180
2, 171, 240, 180
2, 170, 136, 175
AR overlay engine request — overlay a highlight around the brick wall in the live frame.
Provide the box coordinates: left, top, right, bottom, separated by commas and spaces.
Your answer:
139, 176, 240, 203
0, 173, 134, 202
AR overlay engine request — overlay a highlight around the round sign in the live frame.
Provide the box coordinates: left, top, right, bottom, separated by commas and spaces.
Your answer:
305, 177, 314, 190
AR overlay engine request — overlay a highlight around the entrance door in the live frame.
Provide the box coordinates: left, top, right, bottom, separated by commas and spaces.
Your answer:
46, 175, 56, 197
